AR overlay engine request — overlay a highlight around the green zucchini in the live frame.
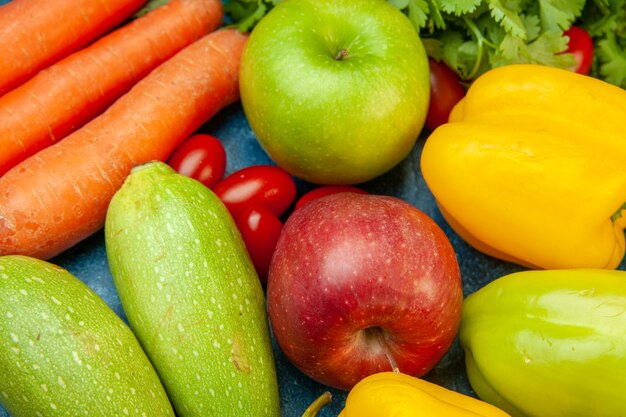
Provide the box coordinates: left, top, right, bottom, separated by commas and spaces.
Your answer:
0, 255, 175, 417
105, 161, 280, 417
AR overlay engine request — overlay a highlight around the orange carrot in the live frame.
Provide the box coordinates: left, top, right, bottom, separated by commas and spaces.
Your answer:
0, 0, 146, 95
0, 0, 223, 177
0, 29, 248, 260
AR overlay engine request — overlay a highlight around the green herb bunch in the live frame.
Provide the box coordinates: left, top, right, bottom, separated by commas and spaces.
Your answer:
224, 0, 625, 88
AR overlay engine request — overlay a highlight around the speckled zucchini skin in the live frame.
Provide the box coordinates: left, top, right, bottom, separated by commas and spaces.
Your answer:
105, 161, 280, 417
0, 255, 175, 417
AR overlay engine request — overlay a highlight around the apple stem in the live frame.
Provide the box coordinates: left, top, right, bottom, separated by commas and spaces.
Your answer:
301, 392, 332, 417
334, 48, 348, 60
375, 328, 399, 373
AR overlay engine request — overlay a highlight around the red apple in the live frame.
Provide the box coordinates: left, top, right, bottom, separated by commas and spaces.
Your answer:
267, 192, 463, 391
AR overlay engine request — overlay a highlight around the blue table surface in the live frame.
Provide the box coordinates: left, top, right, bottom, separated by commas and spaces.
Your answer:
1, 1, 625, 416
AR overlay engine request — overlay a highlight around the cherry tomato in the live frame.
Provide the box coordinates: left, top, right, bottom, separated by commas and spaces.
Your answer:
425, 58, 466, 131
236, 206, 283, 285
214, 165, 297, 220
295, 185, 368, 210
564, 26, 594, 75
167, 134, 226, 189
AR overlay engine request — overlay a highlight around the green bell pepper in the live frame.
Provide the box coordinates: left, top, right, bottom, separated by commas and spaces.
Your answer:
459, 269, 626, 417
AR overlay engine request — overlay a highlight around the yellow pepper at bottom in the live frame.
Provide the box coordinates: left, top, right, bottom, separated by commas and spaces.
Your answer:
305, 371, 511, 417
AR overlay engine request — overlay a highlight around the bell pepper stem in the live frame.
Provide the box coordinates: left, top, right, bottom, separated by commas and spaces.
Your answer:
611, 202, 626, 222
301, 392, 332, 417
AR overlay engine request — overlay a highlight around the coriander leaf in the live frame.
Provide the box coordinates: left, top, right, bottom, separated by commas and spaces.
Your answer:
498, 33, 527, 60
490, 30, 573, 70
224, 0, 282, 31
133, 0, 169, 18
428, 0, 447, 29
525, 30, 575, 67
458, 38, 491, 78
422, 38, 444, 60
596, 34, 626, 87
488, 0, 528, 39
435, 0, 482, 15
406, 0, 431, 30
538, 0, 584, 31
585, 0, 626, 36
460, 15, 500, 79
223, 1, 254, 22
439, 30, 468, 73
522, 13, 541, 41
228, 1, 269, 32
388, 0, 411, 9
517, 0, 539, 14
478, 11, 508, 45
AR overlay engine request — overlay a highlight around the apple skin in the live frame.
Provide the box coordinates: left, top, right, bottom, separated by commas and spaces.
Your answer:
267, 192, 463, 390
239, 0, 430, 185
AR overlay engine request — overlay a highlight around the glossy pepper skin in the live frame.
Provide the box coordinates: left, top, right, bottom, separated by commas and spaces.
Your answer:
459, 269, 626, 417
421, 64, 626, 270
335, 372, 511, 417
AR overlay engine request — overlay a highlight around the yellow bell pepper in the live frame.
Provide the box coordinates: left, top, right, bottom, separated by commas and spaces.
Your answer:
303, 372, 511, 416
421, 64, 626, 270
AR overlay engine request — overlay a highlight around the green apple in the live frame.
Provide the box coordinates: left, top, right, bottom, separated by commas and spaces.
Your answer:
239, 0, 430, 185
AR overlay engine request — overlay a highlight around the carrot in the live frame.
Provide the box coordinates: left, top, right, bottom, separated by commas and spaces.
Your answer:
0, 0, 146, 95
0, 0, 223, 177
0, 29, 248, 260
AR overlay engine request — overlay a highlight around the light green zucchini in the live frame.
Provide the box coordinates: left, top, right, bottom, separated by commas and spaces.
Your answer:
105, 161, 280, 417
0, 255, 175, 417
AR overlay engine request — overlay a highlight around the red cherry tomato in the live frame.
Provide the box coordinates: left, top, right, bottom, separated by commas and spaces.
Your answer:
167, 134, 226, 189
564, 26, 594, 75
236, 206, 283, 285
425, 58, 466, 131
295, 185, 367, 210
214, 165, 297, 220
